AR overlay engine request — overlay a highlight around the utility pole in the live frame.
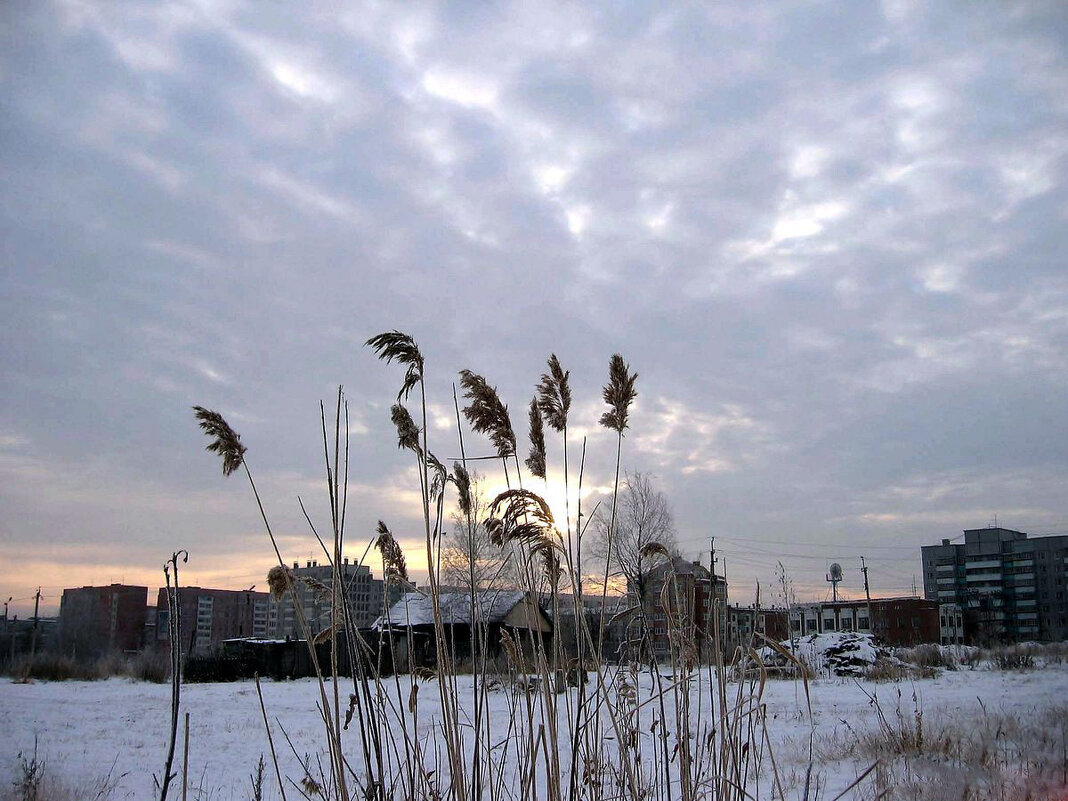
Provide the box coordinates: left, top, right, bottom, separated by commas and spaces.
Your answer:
861, 557, 873, 635
31, 588, 41, 658
709, 538, 719, 663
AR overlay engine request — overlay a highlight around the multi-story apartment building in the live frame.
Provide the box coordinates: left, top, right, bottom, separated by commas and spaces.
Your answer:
640, 556, 727, 661
921, 527, 1068, 643
155, 587, 270, 655
58, 584, 148, 658
269, 558, 408, 639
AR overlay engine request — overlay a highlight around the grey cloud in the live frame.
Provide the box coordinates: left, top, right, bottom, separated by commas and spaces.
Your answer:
1, 0, 1066, 615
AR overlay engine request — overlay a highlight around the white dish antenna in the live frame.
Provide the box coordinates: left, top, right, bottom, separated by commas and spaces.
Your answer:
827, 562, 844, 601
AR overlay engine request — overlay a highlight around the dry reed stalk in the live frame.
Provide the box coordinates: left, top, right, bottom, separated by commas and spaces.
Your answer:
369, 330, 469, 801
156, 549, 187, 801
254, 674, 288, 801
193, 407, 348, 798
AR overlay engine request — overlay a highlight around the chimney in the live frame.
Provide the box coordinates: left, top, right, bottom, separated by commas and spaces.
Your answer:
293, 561, 298, 569
307, 560, 312, 568
942, 539, 950, 546
344, 557, 349, 565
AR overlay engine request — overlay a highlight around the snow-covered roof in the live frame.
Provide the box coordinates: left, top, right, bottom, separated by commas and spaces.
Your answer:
373, 589, 530, 630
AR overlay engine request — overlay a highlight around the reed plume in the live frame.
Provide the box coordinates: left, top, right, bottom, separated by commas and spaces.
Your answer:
530, 539, 563, 585
485, 488, 556, 548
375, 521, 408, 582
458, 370, 516, 459
390, 404, 421, 452
490, 488, 554, 528
193, 406, 247, 476
267, 565, 292, 601
599, 354, 638, 433
525, 398, 546, 479
451, 462, 473, 518
536, 354, 571, 432
426, 451, 448, 502
365, 331, 424, 401
639, 541, 671, 560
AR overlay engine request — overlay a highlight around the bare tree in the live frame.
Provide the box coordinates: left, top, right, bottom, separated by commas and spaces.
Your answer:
587, 471, 677, 603
442, 471, 516, 592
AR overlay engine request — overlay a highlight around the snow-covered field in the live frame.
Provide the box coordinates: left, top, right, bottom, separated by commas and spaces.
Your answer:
1, 661, 1066, 800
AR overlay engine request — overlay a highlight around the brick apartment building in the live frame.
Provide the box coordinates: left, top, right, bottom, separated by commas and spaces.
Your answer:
641, 555, 727, 661
788, 597, 955, 646
725, 605, 789, 651
58, 584, 148, 658
921, 526, 1068, 643
155, 586, 270, 655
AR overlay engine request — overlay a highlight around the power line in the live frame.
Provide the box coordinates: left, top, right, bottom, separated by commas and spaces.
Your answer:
713, 534, 922, 552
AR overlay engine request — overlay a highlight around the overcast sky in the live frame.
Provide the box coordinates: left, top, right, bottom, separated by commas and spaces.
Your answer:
2, 1, 1067, 617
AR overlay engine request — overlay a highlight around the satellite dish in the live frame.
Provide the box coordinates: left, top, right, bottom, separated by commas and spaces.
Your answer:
829, 563, 843, 582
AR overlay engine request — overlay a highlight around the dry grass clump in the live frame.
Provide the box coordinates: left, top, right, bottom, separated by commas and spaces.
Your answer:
894, 643, 957, 670
866, 701, 1068, 800
819, 687, 1068, 801
6, 651, 169, 683
2, 739, 123, 801
124, 649, 169, 683
9, 654, 101, 682
983, 641, 1067, 668
863, 657, 937, 682
988, 645, 1036, 671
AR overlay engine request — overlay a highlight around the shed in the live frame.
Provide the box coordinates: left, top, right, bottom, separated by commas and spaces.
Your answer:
374, 589, 552, 669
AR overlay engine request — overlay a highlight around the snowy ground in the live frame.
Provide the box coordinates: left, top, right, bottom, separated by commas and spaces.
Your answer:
1, 661, 1066, 800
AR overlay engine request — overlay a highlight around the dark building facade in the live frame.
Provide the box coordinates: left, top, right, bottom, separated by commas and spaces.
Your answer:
921, 527, 1068, 643
155, 587, 270, 655
58, 584, 148, 658
641, 556, 728, 661
725, 605, 789, 651
789, 597, 946, 646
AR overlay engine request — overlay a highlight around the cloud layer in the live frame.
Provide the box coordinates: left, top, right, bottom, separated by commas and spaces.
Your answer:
2, 0, 1066, 614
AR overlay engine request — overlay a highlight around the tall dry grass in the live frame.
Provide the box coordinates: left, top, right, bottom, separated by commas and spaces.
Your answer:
192, 332, 864, 801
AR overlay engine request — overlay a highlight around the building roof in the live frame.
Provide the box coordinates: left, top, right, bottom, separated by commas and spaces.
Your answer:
646, 555, 717, 581
373, 589, 545, 630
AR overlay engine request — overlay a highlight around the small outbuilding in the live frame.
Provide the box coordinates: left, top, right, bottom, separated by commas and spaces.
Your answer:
373, 589, 552, 670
